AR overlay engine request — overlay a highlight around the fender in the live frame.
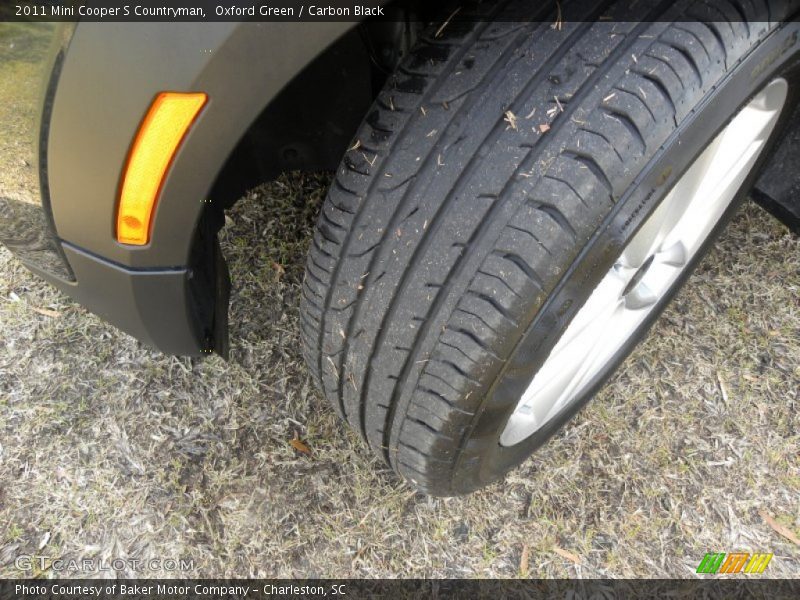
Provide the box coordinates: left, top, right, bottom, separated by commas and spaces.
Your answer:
40, 21, 362, 355
48, 21, 357, 267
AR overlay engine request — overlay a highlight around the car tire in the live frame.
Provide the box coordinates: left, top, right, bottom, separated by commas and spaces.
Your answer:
300, 0, 800, 495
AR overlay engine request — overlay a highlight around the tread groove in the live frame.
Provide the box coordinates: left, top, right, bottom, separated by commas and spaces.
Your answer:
560, 151, 614, 196
495, 251, 546, 290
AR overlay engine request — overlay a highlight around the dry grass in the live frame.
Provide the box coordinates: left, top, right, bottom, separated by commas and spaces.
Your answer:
1, 173, 798, 578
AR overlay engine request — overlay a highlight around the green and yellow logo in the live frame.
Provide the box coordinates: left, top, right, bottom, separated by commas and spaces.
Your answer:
696, 552, 773, 574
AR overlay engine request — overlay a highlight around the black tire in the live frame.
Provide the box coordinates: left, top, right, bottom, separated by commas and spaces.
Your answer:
301, 0, 800, 495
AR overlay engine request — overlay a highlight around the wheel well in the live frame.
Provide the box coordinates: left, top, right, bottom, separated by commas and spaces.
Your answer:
207, 8, 425, 209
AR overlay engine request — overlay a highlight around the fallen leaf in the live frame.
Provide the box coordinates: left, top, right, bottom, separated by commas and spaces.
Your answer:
504, 110, 518, 130
716, 371, 729, 404
32, 307, 61, 318
553, 546, 581, 564
289, 434, 312, 456
552, 0, 563, 30
38, 531, 50, 550
539, 123, 551, 133
760, 510, 800, 546
271, 262, 285, 277
519, 544, 530, 576
435, 7, 461, 38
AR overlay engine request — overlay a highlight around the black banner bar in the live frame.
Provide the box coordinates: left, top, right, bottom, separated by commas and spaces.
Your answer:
2, 579, 800, 600
3, 0, 800, 22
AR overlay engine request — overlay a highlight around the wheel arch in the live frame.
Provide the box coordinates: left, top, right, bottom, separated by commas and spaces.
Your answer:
44, 19, 393, 356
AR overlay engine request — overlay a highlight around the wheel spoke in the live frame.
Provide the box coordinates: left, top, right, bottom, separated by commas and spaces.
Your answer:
566, 301, 648, 399
656, 241, 688, 267
623, 282, 658, 310
522, 296, 623, 426
553, 271, 628, 351
542, 301, 628, 422
622, 134, 724, 268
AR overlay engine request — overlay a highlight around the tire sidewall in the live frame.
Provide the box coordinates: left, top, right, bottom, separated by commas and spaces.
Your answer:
452, 23, 800, 494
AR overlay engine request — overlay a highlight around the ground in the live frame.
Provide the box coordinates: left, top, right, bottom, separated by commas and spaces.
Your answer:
0, 172, 798, 579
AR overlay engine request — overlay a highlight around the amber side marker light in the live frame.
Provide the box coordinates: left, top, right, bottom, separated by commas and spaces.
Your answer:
116, 92, 207, 245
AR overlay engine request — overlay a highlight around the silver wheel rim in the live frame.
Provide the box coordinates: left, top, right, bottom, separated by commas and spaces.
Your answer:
500, 77, 789, 447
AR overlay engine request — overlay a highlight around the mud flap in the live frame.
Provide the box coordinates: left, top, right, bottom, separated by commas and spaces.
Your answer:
212, 237, 231, 359
188, 207, 231, 359
752, 98, 800, 235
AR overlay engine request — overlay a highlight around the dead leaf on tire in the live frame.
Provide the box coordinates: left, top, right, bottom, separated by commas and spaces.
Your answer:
504, 110, 518, 130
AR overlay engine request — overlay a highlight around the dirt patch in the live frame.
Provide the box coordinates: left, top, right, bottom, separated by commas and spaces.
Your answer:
1, 174, 798, 578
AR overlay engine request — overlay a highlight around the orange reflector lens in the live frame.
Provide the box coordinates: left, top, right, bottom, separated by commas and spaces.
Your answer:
116, 92, 207, 245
